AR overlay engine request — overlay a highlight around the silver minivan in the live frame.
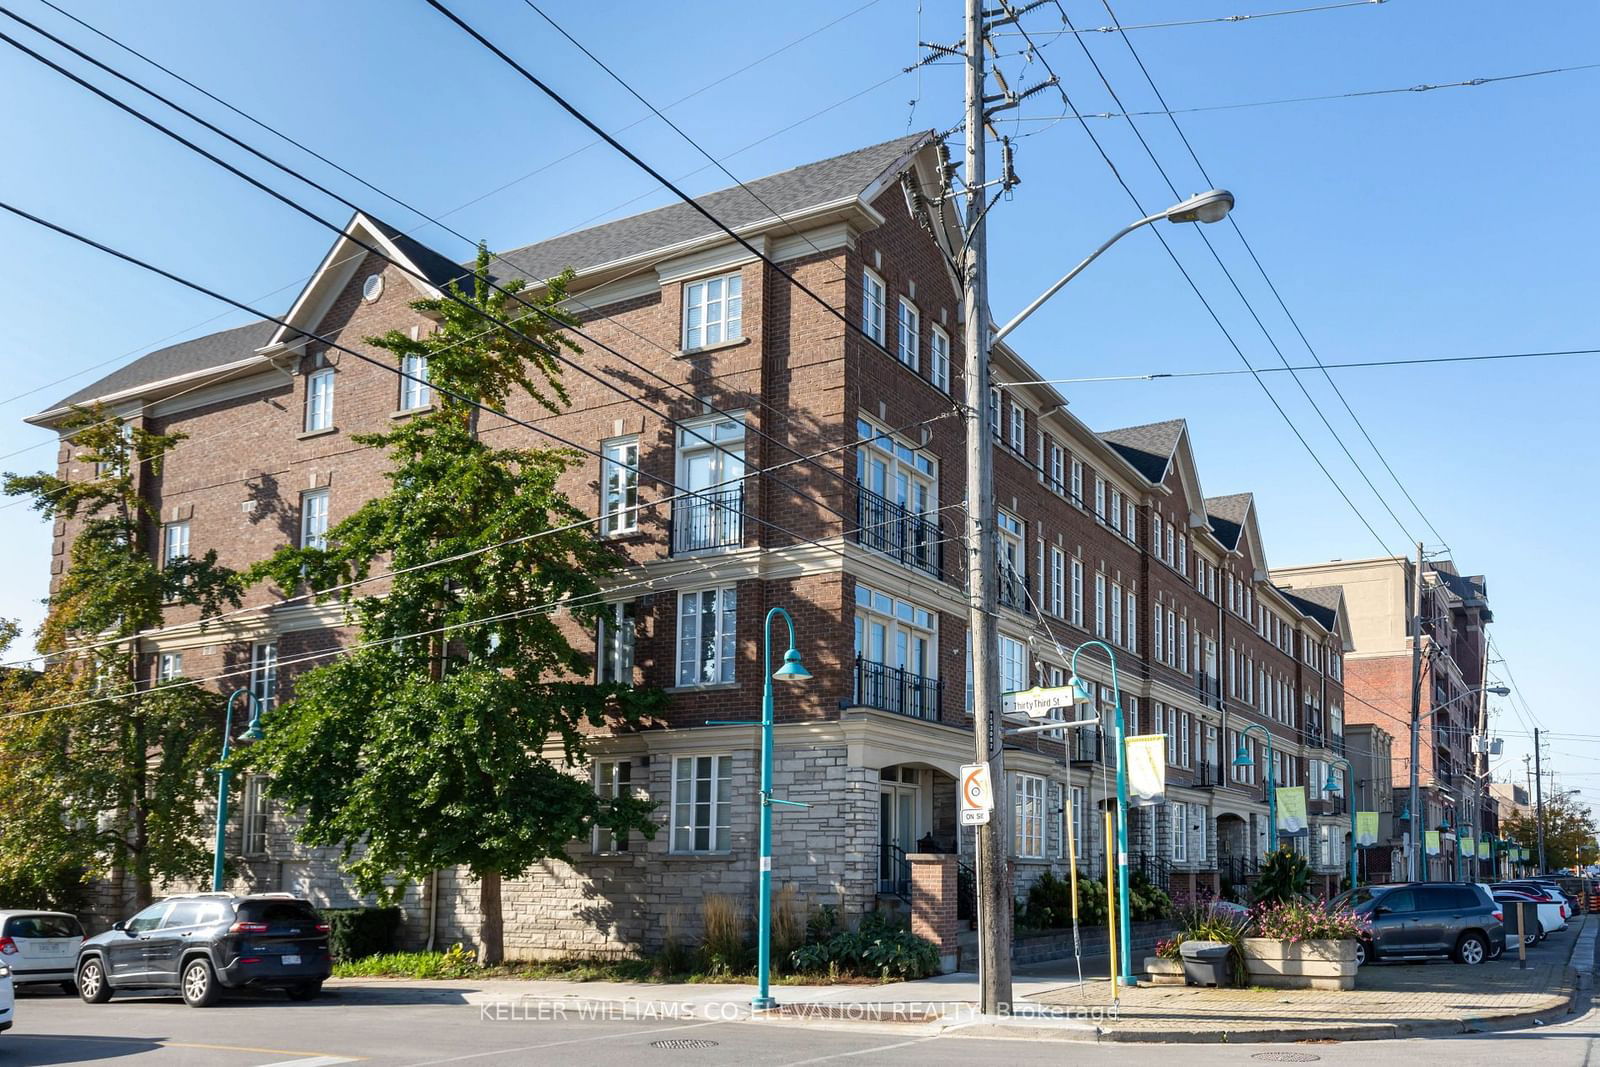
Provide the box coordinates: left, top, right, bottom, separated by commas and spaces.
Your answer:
0, 911, 85, 993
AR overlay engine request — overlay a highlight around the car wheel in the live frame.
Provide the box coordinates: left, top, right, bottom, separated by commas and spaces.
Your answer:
180, 957, 220, 1008
286, 980, 322, 1002
1354, 940, 1370, 967
1489, 939, 1504, 960
1524, 927, 1539, 948
1455, 933, 1488, 965
77, 957, 113, 1004
1538, 923, 1549, 942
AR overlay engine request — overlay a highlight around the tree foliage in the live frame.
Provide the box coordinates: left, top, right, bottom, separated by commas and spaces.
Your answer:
246, 251, 663, 962
1, 409, 244, 908
1500, 792, 1599, 871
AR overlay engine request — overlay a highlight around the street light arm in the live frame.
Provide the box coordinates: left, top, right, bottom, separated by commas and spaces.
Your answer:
992, 210, 1166, 343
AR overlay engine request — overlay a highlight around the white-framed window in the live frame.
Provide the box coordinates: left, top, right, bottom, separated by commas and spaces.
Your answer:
1165, 525, 1175, 565
684, 271, 743, 350
1178, 617, 1189, 672
896, 297, 919, 370
157, 652, 182, 682
1014, 773, 1045, 858
1070, 558, 1084, 626
1052, 782, 1064, 859
597, 601, 636, 685
300, 488, 329, 550
1110, 582, 1123, 645
677, 587, 736, 686
1208, 566, 1217, 602
988, 387, 1001, 439
1070, 785, 1085, 859
1154, 702, 1166, 757
1008, 403, 1025, 453
672, 754, 732, 853
304, 367, 334, 432
242, 775, 270, 856
594, 759, 632, 852
1180, 712, 1192, 768
1178, 535, 1187, 575
1171, 800, 1188, 862
1126, 501, 1136, 542
1094, 476, 1105, 519
400, 353, 430, 411
250, 641, 278, 711
1166, 609, 1177, 665
162, 520, 190, 568
1049, 546, 1065, 617
995, 510, 1025, 595
1153, 603, 1164, 663
1152, 513, 1162, 554
676, 415, 745, 552
862, 269, 886, 345
1127, 591, 1137, 654
930, 325, 950, 392
1110, 489, 1122, 532
1094, 574, 1107, 637
854, 584, 937, 699
601, 436, 640, 535
1048, 443, 1065, 494
999, 633, 1027, 694
1070, 457, 1083, 503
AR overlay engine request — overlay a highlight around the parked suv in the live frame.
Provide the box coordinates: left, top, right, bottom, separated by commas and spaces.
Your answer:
76, 894, 331, 1007
1343, 882, 1504, 966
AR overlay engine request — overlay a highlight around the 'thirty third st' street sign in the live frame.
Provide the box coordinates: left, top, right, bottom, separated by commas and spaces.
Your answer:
1001, 685, 1080, 720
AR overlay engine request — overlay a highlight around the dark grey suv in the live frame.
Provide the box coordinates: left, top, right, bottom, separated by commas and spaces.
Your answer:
75, 894, 331, 1007
1341, 882, 1504, 966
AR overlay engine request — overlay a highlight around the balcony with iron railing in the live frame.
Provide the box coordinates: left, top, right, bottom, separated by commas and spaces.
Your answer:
998, 565, 1025, 612
854, 487, 942, 579
851, 655, 941, 721
1194, 670, 1222, 710
670, 486, 744, 555
1069, 724, 1103, 764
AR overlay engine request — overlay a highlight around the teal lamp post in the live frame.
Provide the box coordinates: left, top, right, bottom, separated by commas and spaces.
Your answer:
212, 687, 265, 891
1066, 640, 1134, 986
1233, 723, 1277, 852
709, 606, 809, 1012
1323, 759, 1358, 890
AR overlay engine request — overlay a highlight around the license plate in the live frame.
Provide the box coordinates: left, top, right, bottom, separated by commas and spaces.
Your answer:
283, 954, 301, 965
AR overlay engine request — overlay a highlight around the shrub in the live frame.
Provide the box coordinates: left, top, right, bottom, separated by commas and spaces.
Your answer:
1153, 936, 1182, 961
1250, 846, 1310, 905
324, 906, 403, 961
1019, 871, 1110, 930
332, 944, 476, 979
700, 894, 749, 976
790, 925, 939, 980
771, 885, 805, 973
1129, 872, 1173, 922
1168, 902, 1251, 986
1252, 898, 1370, 942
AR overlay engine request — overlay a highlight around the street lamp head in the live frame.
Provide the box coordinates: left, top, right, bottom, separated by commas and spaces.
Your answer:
1164, 189, 1234, 225
1066, 674, 1095, 706
773, 647, 811, 682
1485, 685, 1511, 697
1324, 770, 1341, 794
1232, 740, 1255, 768
237, 721, 266, 744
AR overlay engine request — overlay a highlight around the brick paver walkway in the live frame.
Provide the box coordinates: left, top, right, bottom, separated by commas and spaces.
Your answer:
1029, 918, 1585, 1040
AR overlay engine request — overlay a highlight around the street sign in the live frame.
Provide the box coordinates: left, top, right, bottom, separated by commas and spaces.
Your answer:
959, 762, 994, 826
1001, 684, 1080, 720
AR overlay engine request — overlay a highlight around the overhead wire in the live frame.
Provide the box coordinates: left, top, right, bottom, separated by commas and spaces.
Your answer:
993, 0, 1388, 37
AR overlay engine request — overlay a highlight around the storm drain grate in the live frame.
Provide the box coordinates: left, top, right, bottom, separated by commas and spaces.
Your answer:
1250, 1055, 1321, 1063
650, 1039, 721, 1050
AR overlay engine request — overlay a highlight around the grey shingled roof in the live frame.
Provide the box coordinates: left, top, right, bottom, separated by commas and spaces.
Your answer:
38, 134, 930, 417
51, 319, 277, 411
487, 133, 929, 284
1278, 584, 1342, 631
1203, 492, 1252, 550
1098, 419, 1184, 483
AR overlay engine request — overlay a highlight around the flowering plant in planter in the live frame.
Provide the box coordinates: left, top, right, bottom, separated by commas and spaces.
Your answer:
1251, 898, 1370, 942
1153, 937, 1182, 961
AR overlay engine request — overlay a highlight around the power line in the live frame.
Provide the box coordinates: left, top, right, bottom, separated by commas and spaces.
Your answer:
1096, 0, 1450, 551
0, 13, 877, 548
995, 0, 1387, 37
1008, 62, 1600, 121
1000, 5, 1399, 558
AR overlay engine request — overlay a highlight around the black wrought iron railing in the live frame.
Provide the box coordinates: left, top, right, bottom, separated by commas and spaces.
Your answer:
853, 656, 941, 721
998, 565, 1025, 611
1218, 854, 1255, 887
1194, 671, 1222, 710
1133, 852, 1171, 893
880, 841, 911, 900
1191, 760, 1222, 788
670, 486, 743, 554
855, 487, 942, 579
1069, 724, 1102, 763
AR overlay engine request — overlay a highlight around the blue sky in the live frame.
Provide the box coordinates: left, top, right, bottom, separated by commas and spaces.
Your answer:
0, 0, 1594, 797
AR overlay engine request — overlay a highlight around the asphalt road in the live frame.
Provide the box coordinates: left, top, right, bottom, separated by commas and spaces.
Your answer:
0, 926, 1591, 1067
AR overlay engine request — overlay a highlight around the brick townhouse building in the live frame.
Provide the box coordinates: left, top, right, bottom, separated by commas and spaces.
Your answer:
29, 132, 1355, 956
1276, 555, 1493, 882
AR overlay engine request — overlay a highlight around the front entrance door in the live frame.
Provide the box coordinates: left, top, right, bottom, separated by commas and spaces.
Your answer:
879, 769, 920, 895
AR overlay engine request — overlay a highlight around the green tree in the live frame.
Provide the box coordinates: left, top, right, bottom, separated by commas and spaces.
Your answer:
1501, 792, 1600, 871
2, 409, 244, 908
248, 251, 662, 963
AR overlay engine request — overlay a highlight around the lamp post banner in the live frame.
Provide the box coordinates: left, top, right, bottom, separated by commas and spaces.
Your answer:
1478, 839, 1490, 860
1124, 735, 1166, 806
1356, 811, 1379, 847
1460, 834, 1474, 859
1425, 830, 1442, 856
1276, 787, 1308, 835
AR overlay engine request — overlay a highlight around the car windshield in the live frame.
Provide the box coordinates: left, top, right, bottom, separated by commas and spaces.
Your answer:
2, 914, 82, 938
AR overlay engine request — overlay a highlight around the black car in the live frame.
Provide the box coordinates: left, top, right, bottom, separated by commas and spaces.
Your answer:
1341, 882, 1505, 966
75, 894, 331, 1007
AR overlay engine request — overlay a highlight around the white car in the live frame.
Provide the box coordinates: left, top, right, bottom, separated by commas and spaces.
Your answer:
0, 911, 85, 993
0, 956, 12, 1035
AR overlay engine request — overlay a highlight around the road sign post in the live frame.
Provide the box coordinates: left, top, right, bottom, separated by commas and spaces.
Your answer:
959, 762, 994, 826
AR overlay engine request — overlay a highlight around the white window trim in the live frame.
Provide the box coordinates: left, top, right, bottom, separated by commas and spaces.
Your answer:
862, 268, 887, 346
1014, 773, 1045, 859
399, 352, 431, 411
670, 753, 733, 854
896, 296, 920, 370
600, 436, 641, 536
682, 270, 744, 351
930, 324, 950, 392
593, 759, 633, 853
300, 488, 329, 551
675, 586, 737, 687
304, 367, 334, 432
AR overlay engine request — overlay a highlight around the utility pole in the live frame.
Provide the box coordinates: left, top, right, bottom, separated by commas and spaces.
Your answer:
961, 0, 1011, 1016
1408, 541, 1425, 881
1534, 727, 1547, 873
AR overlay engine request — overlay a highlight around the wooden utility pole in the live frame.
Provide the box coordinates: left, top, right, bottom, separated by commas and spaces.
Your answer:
1408, 542, 1425, 881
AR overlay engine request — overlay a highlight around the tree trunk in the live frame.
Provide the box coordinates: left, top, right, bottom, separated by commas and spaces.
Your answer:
476, 871, 504, 965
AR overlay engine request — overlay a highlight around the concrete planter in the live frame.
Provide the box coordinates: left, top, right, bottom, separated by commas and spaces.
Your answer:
1242, 938, 1357, 990
1143, 956, 1185, 985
